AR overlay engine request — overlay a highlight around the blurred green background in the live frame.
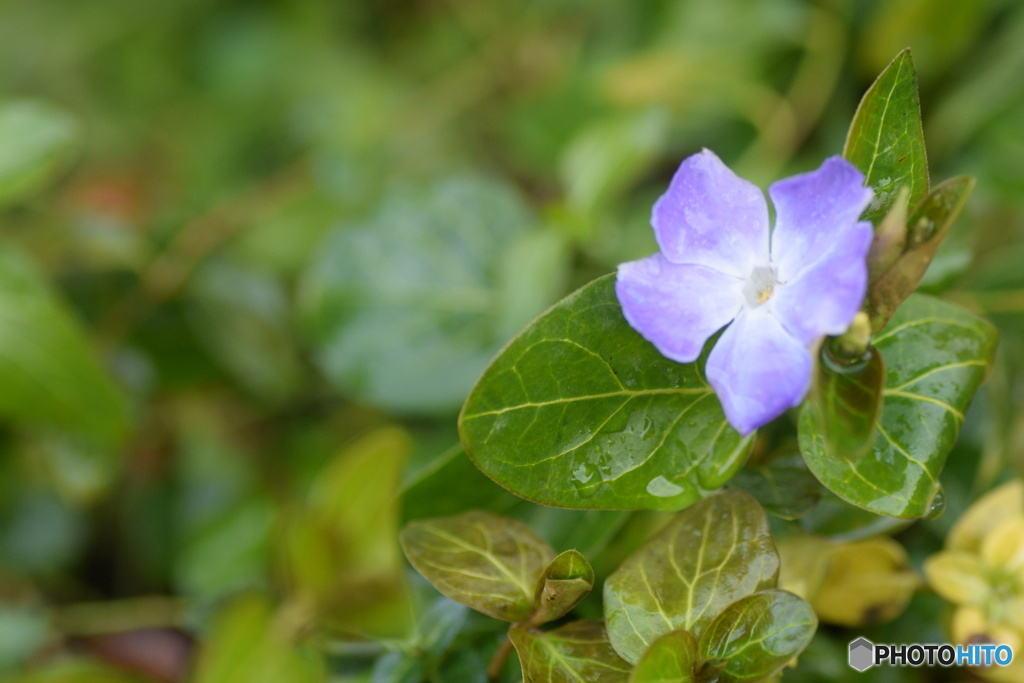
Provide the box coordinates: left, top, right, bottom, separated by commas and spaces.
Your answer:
1, 0, 1023, 681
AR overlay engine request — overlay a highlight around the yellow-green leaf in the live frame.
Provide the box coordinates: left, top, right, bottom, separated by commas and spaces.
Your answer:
629, 630, 698, 683
510, 621, 631, 683
533, 550, 595, 624
603, 491, 779, 664
400, 510, 555, 622
697, 590, 816, 683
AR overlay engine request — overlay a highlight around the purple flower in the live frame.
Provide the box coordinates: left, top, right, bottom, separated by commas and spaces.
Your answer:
616, 150, 873, 435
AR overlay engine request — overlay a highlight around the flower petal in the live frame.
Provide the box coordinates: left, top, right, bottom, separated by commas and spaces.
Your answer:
616, 254, 743, 364
652, 149, 769, 278
769, 156, 874, 282
706, 307, 811, 435
770, 220, 872, 345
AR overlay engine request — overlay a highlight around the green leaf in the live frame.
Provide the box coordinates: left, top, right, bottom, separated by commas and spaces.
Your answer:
190, 594, 324, 683
0, 100, 80, 208
399, 510, 555, 622
728, 455, 822, 520
279, 428, 413, 637
0, 247, 127, 445
186, 259, 304, 404
800, 294, 998, 518
509, 621, 631, 683
866, 176, 974, 331
300, 176, 566, 415
628, 630, 698, 683
533, 550, 595, 624
843, 49, 928, 225
810, 345, 886, 460
697, 591, 817, 683
603, 491, 779, 664
460, 275, 752, 511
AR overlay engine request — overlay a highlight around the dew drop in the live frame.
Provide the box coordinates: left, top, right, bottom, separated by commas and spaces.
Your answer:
646, 475, 685, 498
925, 486, 946, 520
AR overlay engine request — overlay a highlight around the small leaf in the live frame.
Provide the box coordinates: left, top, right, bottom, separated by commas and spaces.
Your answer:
697, 591, 816, 683
812, 538, 920, 627
0, 247, 127, 445
400, 510, 555, 622
866, 176, 974, 330
460, 275, 752, 511
604, 491, 779, 664
0, 100, 80, 208
867, 187, 909, 284
533, 550, 595, 624
801, 295, 997, 518
810, 345, 886, 460
843, 49, 928, 225
728, 454, 822, 520
628, 630, 698, 683
947, 480, 1024, 553
509, 621, 631, 683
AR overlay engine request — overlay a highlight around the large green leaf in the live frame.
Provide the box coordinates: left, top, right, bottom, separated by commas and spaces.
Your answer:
810, 345, 886, 460
628, 630, 698, 683
509, 621, 631, 683
300, 176, 567, 415
460, 275, 752, 511
843, 49, 928, 226
533, 550, 595, 624
697, 591, 816, 683
603, 491, 779, 664
866, 176, 974, 331
399, 510, 555, 622
801, 295, 997, 518
0, 247, 127, 445
0, 100, 80, 208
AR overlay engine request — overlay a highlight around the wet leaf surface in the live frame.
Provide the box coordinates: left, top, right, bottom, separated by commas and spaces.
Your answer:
801, 294, 997, 518
460, 275, 751, 511
510, 621, 631, 683
604, 491, 779, 664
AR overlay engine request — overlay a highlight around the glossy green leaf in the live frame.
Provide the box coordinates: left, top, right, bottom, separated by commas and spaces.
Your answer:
728, 454, 822, 520
0, 100, 80, 207
801, 295, 997, 518
628, 630, 698, 683
811, 345, 886, 460
400, 510, 555, 622
533, 550, 595, 624
460, 275, 752, 511
604, 491, 779, 664
843, 49, 928, 226
191, 595, 324, 683
866, 176, 974, 331
510, 621, 631, 683
300, 176, 566, 415
0, 247, 127, 445
697, 591, 816, 683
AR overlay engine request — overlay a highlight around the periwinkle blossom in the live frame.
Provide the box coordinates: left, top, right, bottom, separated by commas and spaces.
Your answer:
616, 150, 874, 435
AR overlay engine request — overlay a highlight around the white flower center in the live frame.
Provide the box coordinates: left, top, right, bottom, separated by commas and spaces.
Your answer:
742, 265, 777, 308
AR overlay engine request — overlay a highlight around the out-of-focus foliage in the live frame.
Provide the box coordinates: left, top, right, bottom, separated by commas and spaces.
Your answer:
0, 1, 1021, 681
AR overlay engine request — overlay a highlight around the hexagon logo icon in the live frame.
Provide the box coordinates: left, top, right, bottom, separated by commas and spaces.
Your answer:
849, 637, 875, 672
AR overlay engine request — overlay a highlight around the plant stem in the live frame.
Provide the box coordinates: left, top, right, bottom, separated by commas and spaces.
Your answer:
487, 634, 515, 682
